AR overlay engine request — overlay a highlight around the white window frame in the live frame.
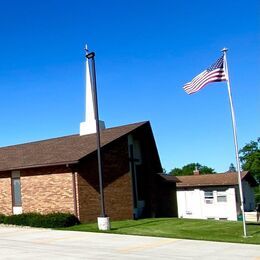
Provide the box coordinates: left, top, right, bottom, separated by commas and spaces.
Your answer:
217, 191, 227, 203
204, 191, 214, 204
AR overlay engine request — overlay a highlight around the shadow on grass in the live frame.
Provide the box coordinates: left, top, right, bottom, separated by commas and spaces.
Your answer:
247, 222, 260, 236
247, 222, 260, 226
110, 218, 174, 231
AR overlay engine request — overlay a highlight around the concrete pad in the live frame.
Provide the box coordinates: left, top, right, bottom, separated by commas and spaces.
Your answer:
0, 226, 259, 259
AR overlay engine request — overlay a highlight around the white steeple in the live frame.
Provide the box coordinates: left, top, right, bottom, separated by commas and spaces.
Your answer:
80, 44, 105, 135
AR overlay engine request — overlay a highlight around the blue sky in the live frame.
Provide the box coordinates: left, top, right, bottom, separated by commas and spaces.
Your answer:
0, 0, 259, 172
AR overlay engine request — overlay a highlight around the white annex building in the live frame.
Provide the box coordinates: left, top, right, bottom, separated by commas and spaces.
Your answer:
175, 171, 257, 221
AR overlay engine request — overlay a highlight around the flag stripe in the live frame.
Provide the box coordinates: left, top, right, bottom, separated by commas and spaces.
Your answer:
186, 76, 225, 94
184, 69, 225, 94
184, 68, 224, 88
183, 55, 227, 95
184, 69, 226, 94
184, 71, 208, 89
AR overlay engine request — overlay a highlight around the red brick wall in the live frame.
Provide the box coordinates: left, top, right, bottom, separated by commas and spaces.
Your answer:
0, 172, 12, 215
21, 166, 75, 214
132, 124, 163, 218
0, 166, 75, 215
0, 124, 163, 220
78, 136, 133, 222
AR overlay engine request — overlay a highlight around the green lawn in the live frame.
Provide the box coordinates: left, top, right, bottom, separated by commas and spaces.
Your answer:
61, 218, 260, 244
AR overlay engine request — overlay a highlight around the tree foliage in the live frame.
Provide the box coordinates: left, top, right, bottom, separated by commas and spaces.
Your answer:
169, 163, 215, 176
239, 138, 260, 203
229, 163, 236, 172
239, 137, 260, 182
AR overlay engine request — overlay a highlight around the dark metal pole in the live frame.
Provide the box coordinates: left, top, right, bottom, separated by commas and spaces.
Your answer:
86, 51, 106, 217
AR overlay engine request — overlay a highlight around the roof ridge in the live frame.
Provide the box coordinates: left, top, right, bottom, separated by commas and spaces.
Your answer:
0, 121, 149, 150
103, 121, 148, 132
176, 171, 248, 178
0, 120, 151, 172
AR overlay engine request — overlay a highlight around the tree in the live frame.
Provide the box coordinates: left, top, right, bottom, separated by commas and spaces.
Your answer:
169, 163, 215, 176
239, 138, 260, 182
229, 163, 236, 172
239, 138, 260, 204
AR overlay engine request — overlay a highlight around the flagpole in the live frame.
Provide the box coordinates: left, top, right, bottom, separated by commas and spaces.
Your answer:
85, 48, 110, 231
222, 48, 247, 237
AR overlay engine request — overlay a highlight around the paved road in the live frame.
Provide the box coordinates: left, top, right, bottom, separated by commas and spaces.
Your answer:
0, 226, 259, 259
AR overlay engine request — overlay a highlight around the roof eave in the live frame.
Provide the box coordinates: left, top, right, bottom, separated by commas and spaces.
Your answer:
176, 183, 237, 188
0, 160, 79, 172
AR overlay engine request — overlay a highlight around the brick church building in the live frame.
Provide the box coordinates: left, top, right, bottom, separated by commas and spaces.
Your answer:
0, 54, 178, 222
0, 121, 170, 222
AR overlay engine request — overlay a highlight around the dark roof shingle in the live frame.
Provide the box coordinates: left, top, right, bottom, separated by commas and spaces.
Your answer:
159, 171, 258, 187
0, 121, 147, 171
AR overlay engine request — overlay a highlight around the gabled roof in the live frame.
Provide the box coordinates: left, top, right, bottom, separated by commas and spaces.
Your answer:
160, 171, 258, 188
0, 121, 148, 171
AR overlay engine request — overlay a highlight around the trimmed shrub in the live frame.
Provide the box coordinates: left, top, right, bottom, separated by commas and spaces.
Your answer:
3, 212, 80, 228
0, 214, 6, 223
40, 213, 80, 228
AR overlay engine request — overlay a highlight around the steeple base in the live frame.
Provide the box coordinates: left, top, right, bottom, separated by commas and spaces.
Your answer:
80, 120, 106, 135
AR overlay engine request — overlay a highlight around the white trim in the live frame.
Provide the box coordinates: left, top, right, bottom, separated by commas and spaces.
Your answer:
13, 206, 22, 215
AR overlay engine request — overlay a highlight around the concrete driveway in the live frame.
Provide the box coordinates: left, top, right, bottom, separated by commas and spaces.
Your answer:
0, 226, 259, 259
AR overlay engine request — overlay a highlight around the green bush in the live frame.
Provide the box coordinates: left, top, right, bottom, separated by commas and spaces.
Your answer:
0, 214, 6, 223
3, 212, 80, 228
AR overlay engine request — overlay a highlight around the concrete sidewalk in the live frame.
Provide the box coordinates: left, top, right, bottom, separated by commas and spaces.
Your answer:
0, 226, 259, 259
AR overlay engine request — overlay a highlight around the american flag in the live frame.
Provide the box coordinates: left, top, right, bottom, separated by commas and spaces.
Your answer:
183, 55, 227, 95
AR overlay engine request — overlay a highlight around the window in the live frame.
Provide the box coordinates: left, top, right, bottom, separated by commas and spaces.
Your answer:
217, 191, 227, 202
12, 171, 22, 207
204, 191, 213, 204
